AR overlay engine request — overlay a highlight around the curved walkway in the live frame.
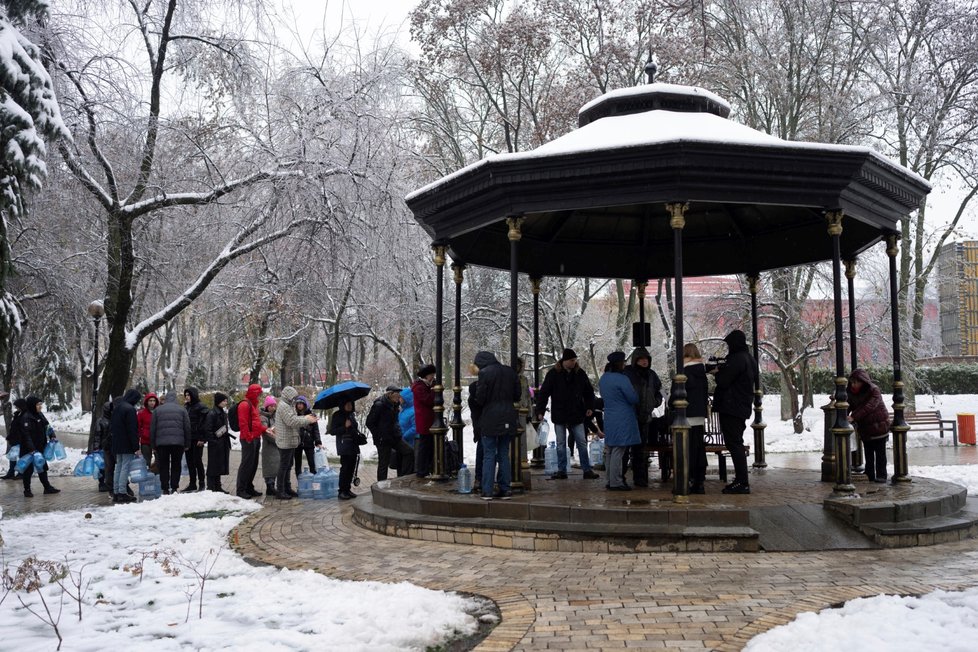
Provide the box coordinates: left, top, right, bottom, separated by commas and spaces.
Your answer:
232, 462, 978, 651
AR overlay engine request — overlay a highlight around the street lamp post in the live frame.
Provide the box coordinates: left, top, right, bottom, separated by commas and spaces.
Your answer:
88, 300, 105, 452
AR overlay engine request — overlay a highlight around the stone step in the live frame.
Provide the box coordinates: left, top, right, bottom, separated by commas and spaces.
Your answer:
861, 511, 978, 548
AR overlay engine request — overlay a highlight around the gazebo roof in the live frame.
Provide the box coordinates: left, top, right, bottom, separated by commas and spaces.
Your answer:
406, 83, 931, 279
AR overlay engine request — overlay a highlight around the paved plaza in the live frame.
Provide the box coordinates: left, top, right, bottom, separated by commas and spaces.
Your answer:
3, 437, 977, 650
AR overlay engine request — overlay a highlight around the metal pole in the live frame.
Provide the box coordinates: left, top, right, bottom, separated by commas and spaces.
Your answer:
451, 262, 466, 461
846, 259, 864, 474
887, 235, 911, 483
827, 212, 855, 496
507, 217, 525, 491
637, 280, 648, 346
530, 276, 544, 468
748, 275, 767, 468
430, 244, 448, 480
667, 203, 690, 502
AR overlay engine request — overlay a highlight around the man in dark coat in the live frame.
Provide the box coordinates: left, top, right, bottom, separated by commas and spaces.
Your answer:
412, 364, 436, 478
18, 396, 59, 497
205, 392, 232, 492
623, 347, 663, 487
2, 397, 26, 480
847, 368, 891, 483
534, 348, 599, 480
366, 386, 413, 480
710, 330, 757, 494
151, 392, 191, 495
110, 388, 142, 503
183, 387, 209, 492
471, 351, 521, 500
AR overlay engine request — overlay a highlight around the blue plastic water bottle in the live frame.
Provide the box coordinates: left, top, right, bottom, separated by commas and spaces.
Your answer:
457, 463, 473, 494
52, 440, 67, 460
322, 467, 339, 498
44, 440, 56, 461
6, 444, 19, 461
16, 453, 33, 473
314, 448, 327, 470
588, 438, 604, 466
138, 474, 162, 501
297, 468, 314, 499
32, 451, 45, 471
91, 451, 105, 470
81, 454, 96, 476
544, 441, 558, 475
129, 456, 150, 482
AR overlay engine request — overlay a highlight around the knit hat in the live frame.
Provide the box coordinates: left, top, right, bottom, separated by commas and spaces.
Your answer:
417, 364, 437, 378
560, 348, 578, 362
263, 395, 278, 408
607, 351, 626, 365
213, 392, 228, 407
294, 395, 309, 409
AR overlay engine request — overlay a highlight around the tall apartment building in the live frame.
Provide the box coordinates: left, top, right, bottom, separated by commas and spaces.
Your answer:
938, 241, 978, 356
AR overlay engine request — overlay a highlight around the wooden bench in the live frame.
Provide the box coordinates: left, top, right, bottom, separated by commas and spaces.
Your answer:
645, 409, 749, 483
887, 410, 958, 446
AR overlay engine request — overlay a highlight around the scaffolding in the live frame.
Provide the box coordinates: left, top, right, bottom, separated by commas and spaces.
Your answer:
939, 241, 978, 356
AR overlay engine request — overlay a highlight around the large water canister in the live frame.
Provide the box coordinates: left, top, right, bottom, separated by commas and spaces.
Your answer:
138, 474, 162, 501
544, 442, 558, 476
297, 468, 315, 499
316, 467, 339, 499
129, 456, 150, 482
588, 438, 604, 467
457, 464, 473, 494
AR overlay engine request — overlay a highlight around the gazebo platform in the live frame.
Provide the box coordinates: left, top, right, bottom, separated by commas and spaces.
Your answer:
352, 467, 978, 553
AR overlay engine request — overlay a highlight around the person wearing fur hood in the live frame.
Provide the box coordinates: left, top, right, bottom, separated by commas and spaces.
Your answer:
272, 386, 319, 500
847, 368, 891, 483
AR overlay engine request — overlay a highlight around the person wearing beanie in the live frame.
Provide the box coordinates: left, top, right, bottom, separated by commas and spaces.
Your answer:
2, 397, 27, 480
366, 385, 412, 481
293, 394, 323, 484
18, 397, 60, 497
182, 387, 209, 492
534, 347, 599, 480
260, 395, 280, 496
600, 352, 639, 491
412, 364, 437, 478
112, 388, 143, 502
205, 392, 232, 493
272, 386, 319, 500
623, 346, 663, 487
710, 329, 757, 494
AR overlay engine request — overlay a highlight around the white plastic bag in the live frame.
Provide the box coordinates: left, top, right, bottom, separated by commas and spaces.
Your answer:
536, 418, 550, 447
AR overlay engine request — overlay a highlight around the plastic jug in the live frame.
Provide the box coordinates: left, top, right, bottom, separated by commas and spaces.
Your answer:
129, 456, 150, 482
544, 441, 558, 476
314, 448, 327, 470
5, 444, 19, 461
317, 466, 339, 499
32, 451, 45, 471
73, 457, 91, 476
456, 463, 473, 494
138, 474, 162, 501
16, 453, 33, 473
91, 451, 105, 470
297, 467, 315, 499
588, 438, 604, 467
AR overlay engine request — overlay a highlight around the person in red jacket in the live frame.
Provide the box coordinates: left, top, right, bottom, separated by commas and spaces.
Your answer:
235, 384, 272, 498
847, 368, 891, 484
136, 393, 157, 467
412, 364, 436, 478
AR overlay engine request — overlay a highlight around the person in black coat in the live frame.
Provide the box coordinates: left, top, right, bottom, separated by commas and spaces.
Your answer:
96, 400, 113, 492
205, 392, 232, 492
110, 388, 142, 502
710, 329, 757, 494
683, 343, 709, 493
330, 400, 362, 499
2, 397, 26, 480
471, 351, 521, 500
293, 395, 324, 481
18, 396, 59, 497
183, 387, 209, 492
366, 386, 412, 481
534, 348, 598, 480
623, 347, 663, 487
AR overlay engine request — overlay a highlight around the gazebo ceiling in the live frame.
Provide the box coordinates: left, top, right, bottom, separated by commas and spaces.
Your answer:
406, 83, 931, 279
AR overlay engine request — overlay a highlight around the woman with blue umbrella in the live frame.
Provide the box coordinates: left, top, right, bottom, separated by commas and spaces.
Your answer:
317, 381, 371, 500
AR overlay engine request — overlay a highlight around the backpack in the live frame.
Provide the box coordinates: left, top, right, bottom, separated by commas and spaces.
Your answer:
444, 440, 461, 477
228, 401, 243, 432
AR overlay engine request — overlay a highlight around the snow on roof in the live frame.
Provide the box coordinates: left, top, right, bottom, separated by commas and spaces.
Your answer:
407, 96, 929, 202
577, 82, 731, 116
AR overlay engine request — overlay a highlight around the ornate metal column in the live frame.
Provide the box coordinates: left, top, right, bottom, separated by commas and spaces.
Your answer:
507, 217, 525, 491
636, 280, 648, 345
827, 211, 855, 496
747, 275, 767, 468
430, 243, 449, 480
450, 261, 466, 460
530, 276, 545, 468
845, 259, 864, 474
667, 202, 690, 502
887, 235, 911, 483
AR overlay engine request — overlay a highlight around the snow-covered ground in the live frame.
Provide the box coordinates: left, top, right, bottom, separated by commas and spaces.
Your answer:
0, 493, 488, 651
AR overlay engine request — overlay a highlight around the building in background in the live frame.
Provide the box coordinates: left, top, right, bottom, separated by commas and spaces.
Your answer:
938, 241, 978, 356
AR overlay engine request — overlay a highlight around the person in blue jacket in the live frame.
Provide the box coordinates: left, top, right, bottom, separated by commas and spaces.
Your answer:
598, 351, 639, 491
398, 387, 417, 449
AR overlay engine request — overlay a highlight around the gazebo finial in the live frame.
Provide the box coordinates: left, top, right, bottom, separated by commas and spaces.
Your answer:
645, 51, 657, 84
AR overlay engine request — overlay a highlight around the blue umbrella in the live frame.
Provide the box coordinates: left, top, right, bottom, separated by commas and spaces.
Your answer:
314, 381, 371, 411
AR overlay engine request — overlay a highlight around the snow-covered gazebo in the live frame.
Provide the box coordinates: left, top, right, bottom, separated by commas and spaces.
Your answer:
405, 65, 930, 499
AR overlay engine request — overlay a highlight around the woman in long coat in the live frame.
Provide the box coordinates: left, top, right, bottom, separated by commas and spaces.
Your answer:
330, 400, 362, 500
598, 352, 639, 491
205, 392, 232, 493
847, 368, 891, 483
